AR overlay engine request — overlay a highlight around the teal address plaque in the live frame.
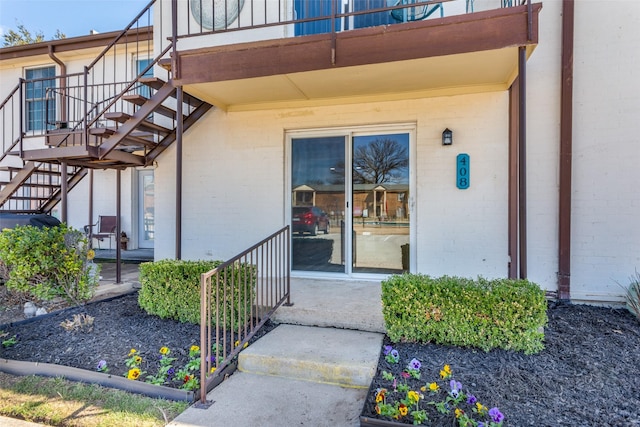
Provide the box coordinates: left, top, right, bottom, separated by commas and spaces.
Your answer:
456, 153, 470, 189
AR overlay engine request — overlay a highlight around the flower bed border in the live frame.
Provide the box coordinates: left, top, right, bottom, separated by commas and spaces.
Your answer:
0, 291, 241, 402
0, 356, 238, 402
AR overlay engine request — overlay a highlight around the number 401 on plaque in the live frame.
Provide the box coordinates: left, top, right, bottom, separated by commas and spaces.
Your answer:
456, 153, 470, 189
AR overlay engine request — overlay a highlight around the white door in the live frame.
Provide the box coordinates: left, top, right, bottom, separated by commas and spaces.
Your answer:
138, 170, 154, 248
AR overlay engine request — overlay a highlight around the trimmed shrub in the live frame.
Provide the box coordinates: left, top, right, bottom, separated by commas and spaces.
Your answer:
0, 224, 99, 305
138, 259, 256, 327
382, 274, 548, 354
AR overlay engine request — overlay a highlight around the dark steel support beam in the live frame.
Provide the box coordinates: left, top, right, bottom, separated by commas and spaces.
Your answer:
116, 169, 122, 283
88, 169, 94, 246
558, 0, 574, 300
508, 77, 519, 279
18, 79, 24, 157
518, 46, 527, 279
61, 161, 68, 223
175, 86, 183, 260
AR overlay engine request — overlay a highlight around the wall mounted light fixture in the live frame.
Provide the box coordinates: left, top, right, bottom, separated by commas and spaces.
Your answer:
442, 128, 453, 146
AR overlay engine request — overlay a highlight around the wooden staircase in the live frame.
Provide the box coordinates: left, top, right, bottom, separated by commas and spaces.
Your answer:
0, 77, 212, 214
22, 77, 211, 169
0, 0, 215, 215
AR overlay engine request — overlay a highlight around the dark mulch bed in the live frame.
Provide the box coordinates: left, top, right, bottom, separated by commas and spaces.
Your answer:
362, 302, 640, 427
1, 293, 640, 426
0, 291, 275, 390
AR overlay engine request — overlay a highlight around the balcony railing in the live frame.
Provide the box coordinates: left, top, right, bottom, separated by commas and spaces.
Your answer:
199, 226, 291, 404
175, 0, 529, 39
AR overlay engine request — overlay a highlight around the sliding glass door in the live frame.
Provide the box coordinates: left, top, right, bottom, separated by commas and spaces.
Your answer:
291, 136, 346, 273
291, 130, 410, 275
351, 133, 409, 273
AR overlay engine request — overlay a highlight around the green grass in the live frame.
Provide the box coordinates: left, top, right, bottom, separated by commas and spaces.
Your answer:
0, 373, 190, 426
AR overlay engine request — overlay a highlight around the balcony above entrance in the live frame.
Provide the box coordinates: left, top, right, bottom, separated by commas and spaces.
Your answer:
168, 2, 541, 110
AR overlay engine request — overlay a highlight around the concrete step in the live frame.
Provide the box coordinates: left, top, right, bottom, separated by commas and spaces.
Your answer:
238, 324, 383, 388
272, 278, 386, 333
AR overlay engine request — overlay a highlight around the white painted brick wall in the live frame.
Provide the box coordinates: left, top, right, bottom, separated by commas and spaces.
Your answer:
569, 1, 640, 301
156, 92, 513, 281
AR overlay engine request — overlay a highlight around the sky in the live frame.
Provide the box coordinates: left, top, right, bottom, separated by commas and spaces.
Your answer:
0, 0, 150, 41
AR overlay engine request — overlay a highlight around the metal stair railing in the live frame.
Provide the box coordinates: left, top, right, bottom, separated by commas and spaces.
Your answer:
0, 83, 22, 163
0, 0, 158, 211
199, 226, 291, 404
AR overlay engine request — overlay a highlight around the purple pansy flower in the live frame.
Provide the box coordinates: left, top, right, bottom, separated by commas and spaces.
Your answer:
449, 379, 462, 398
383, 345, 393, 355
467, 394, 477, 405
96, 360, 107, 371
489, 407, 504, 423
408, 358, 421, 370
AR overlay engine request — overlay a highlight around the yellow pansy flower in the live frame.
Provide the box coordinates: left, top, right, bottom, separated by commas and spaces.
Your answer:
127, 368, 141, 380
399, 404, 408, 416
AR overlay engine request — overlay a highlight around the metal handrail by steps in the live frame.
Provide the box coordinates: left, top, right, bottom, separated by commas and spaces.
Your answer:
199, 226, 291, 404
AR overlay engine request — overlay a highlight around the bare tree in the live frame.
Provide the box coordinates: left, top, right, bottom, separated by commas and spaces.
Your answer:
353, 138, 408, 184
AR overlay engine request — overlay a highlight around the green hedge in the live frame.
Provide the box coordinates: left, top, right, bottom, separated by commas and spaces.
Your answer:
138, 259, 256, 327
382, 274, 548, 354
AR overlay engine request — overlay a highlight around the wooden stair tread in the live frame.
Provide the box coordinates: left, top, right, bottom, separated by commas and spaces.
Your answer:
89, 128, 116, 136
139, 76, 166, 90
104, 112, 131, 123
122, 94, 147, 106
135, 119, 171, 135
122, 94, 178, 119
136, 77, 203, 108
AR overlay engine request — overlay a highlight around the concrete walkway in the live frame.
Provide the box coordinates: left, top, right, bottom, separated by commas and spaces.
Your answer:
168, 278, 385, 427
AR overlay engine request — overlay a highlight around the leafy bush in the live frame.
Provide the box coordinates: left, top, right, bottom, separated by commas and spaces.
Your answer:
138, 259, 256, 327
382, 274, 548, 354
0, 224, 99, 305
624, 270, 640, 322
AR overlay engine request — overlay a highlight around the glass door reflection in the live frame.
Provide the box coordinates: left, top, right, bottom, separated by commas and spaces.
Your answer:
291, 136, 345, 273
352, 133, 409, 273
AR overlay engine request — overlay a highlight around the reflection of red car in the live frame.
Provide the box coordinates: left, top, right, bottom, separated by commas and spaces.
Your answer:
292, 206, 330, 236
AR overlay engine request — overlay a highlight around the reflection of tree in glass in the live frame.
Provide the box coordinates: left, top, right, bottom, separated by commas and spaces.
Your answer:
353, 138, 408, 184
